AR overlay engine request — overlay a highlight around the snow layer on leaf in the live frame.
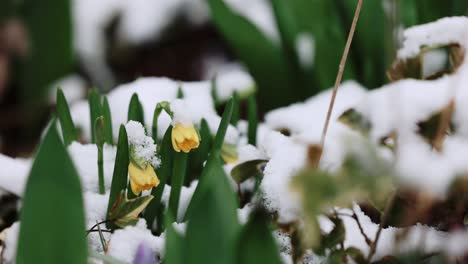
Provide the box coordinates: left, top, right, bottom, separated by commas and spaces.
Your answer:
214, 64, 255, 101
125, 121, 160, 168
258, 131, 307, 223
398, 16, 468, 59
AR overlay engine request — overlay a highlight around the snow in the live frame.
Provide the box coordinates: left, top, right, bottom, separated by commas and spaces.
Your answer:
68, 143, 117, 193
70, 77, 240, 144
107, 219, 164, 263
2, 222, 19, 264
49, 74, 87, 104
296, 33, 315, 68
257, 130, 307, 223
125, 121, 160, 168
0, 155, 31, 196
398, 17, 468, 59
213, 64, 255, 101
160, 181, 198, 222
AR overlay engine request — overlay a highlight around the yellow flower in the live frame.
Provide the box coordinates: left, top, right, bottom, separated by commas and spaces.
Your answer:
171, 123, 200, 153
128, 162, 160, 195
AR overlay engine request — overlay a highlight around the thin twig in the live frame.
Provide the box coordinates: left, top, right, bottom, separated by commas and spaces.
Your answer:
367, 192, 397, 261
320, 0, 363, 149
352, 208, 372, 246
86, 219, 110, 235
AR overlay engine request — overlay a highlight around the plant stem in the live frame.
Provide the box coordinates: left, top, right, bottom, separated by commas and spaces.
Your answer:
98, 146, 105, 194
320, 0, 363, 149
168, 152, 188, 222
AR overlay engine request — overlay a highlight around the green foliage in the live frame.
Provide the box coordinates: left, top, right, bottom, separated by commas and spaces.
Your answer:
144, 126, 173, 233
128, 93, 145, 123
21, 0, 73, 106
184, 162, 240, 264
102, 96, 113, 145
184, 98, 235, 221
107, 125, 129, 228
187, 119, 213, 180
247, 93, 258, 145
231, 159, 268, 184
207, 0, 293, 112
94, 116, 105, 194
108, 191, 154, 228
208, 0, 468, 111
88, 89, 102, 143
230, 92, 240, 126
164, 213, 184, 264
56, 88, 78, 146
16, 122, 87, 264
236, 208, 282, 264
168, 152, 188, 221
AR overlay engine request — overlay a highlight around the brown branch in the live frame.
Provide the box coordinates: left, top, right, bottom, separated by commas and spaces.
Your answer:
433, 100, 455, 152
320, 0, 363, 149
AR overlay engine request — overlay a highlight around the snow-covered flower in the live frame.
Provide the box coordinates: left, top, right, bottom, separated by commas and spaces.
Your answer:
128, 162, 159, 195
171, 123, 200, 153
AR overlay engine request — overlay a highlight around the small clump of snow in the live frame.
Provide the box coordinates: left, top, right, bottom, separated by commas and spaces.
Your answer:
125, 121, 160, 168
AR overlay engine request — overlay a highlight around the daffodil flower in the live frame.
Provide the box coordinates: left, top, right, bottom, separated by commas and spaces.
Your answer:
171, 123, 200, 153
128, 162, 160, 195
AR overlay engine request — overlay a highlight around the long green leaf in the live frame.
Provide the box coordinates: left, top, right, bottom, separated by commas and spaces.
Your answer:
247, 94, 258, 145
168, 152, 188, 222
184, 162, 240, 264
164, 213, 184, 264
21, 0, 73, 106
102, 96, 113, 145
144, 127, 173, 233
128, 93, 145, 123
236, 208, 282, 264
95, 116, 105, 194
207, 0, 294, 111
16, 121, 87, 263
88, 89, 102, 143
107, 125, 129, 228
184, 99, 235, 220
56, 88, 77, 146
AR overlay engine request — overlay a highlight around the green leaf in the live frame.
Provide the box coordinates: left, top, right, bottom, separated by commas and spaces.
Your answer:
177, 86, 184, 99
231, 159, 268, 184
207, 0, 294, 112
184, 98, 235, 221
319, 217, 345, 253
21, 0, 73, 106
88, 89, 102, 144
346, 247, 366, 264
164, 213, 184, 264
144, 127, 173, 233
230, 92, 240, 126
184, 164, 240, 264
108, 191, 154, 228
102, 96, 113, 145
16, 121, 87, 264
236, 208, 282, 264
107, 125, 129, 228
247, 93, 258, 145
128, 93, 145, 123
212, 97, 234, 152
56, 88, 77, 146
95, 116, 105, 194
169, 152, 188, 221
152, 101, 172, 141
187, 119, 213, 180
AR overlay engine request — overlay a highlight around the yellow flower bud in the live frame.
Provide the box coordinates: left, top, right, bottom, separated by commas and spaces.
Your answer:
171, 123, 200, 153
128, 162, 160, 195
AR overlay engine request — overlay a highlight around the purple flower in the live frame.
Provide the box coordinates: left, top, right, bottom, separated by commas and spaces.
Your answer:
133, 242, 156, 264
